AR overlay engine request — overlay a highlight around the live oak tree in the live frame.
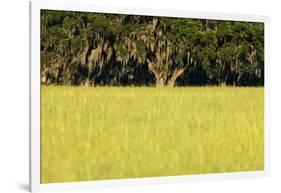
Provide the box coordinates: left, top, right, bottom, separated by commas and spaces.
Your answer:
41, 10, 264, 87
143, 17, 199, 87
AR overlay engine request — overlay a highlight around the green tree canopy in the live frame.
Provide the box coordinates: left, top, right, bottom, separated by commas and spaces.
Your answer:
41, 10, 264, 87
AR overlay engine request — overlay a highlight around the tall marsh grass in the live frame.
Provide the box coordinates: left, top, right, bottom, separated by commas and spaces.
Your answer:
41, 86, 264, 183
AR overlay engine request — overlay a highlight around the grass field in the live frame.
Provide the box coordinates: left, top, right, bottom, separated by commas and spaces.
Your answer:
41, 86, 264, 183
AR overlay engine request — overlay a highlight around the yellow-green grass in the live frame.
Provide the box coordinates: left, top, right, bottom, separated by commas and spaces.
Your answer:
41, 86, 264, 183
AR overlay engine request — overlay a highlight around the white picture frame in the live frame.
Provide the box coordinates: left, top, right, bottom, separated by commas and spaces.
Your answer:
29, 0, 271, 192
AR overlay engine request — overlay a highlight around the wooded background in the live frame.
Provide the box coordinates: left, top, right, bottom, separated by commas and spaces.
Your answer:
41, 10, 264, 87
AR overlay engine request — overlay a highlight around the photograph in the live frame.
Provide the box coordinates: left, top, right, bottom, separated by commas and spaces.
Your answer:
40, 9, 264, 184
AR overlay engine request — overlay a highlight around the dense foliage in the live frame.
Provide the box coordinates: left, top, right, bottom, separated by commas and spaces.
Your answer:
41, 10, 264, 87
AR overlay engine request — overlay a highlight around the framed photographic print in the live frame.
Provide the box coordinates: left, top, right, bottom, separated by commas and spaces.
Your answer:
30, 0, 270, 192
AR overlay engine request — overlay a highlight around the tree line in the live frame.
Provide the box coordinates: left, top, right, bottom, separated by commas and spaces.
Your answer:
41, 10, 264, 87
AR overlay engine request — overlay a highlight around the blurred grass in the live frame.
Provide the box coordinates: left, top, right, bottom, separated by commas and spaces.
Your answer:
41, 86, 264, 183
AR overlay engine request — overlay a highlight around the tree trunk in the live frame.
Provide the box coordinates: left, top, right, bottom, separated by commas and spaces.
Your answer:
155, 73, 167, 87
156, 77, 165, 87
151, 67, 184, 87
167, 68, 185, 87
147, 59, 167, 87
167, 80, 175, 87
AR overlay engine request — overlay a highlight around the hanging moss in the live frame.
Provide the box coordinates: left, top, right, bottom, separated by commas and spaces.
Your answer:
41, 10, 264, 87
